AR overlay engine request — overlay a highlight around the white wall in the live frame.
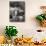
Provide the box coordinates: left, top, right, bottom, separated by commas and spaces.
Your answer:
0, 0, 46, 38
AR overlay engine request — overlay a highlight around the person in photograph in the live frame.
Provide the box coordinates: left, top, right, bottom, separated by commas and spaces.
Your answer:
10, 2, 25, 22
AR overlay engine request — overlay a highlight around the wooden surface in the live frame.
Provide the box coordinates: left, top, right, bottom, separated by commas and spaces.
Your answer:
14, 43, 46, 46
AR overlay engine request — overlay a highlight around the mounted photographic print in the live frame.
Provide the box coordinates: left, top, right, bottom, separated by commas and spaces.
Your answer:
9, 1, 25, 22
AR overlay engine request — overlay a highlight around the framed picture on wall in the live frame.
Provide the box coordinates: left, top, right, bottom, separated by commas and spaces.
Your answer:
9, 1, 25, 22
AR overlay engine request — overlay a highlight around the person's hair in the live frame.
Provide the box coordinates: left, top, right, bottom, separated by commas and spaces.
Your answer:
10, 2, 20, 8
40, 6, 46, 9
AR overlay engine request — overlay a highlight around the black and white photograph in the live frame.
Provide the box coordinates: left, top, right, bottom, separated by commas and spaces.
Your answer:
9, 1, 25, 22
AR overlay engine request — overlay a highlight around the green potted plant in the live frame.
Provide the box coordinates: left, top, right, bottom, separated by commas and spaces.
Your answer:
36, 6, 46, 27
5, 26, 18, 43
36, 14, 46, 27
